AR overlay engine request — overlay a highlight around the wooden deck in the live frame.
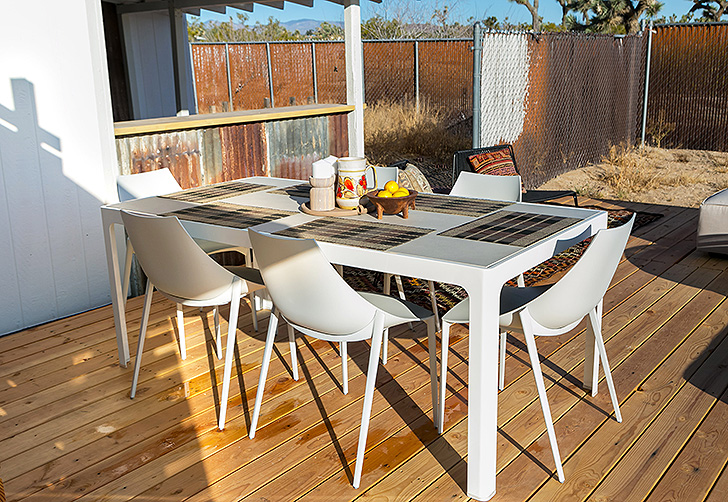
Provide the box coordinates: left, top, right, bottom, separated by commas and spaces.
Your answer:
2, 199, 728, 502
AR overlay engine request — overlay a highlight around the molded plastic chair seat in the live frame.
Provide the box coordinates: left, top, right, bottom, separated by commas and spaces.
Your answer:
248, 230, 439, 489
121, 210, 266, 431
116, 169, 251, 302
439, 214, 635, 483
452, 145, 578, 206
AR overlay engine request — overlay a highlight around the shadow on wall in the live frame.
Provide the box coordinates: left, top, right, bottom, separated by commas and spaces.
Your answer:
0, 78, 105, 334
0, 78, 211, 499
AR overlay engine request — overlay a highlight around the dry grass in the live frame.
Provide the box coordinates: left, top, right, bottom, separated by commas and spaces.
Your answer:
364, 101, 470, 167
541, 145, 728, 207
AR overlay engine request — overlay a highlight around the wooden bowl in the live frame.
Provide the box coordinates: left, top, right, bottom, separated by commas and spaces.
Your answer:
366, 190, 418, 219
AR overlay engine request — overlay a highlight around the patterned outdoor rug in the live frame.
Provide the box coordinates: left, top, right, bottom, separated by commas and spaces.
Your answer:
342, 207, 663, 316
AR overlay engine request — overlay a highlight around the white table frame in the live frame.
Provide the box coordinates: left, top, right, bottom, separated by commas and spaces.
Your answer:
100, 176, 607, 500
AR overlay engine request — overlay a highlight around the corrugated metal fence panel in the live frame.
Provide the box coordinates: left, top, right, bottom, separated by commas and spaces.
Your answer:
218, 123, 268, 180
328, 113, 349, 157
191, 44, 229, 114
418, 40, 473, 119
649, 24, 728, 151
364, 41, 416, 104
315, 42, 346, 104
492, 33, 646, 188
270, 43, 316, 106
115, 131, 202, 188
267, 115, 330, 179
228, 43, 270, 110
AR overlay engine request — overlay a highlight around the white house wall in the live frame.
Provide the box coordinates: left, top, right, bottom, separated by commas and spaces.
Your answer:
122, 10, 196, 119
0, 0, 118, 335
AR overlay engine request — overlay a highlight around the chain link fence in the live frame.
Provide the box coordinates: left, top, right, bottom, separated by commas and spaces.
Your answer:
191, 24, 727, 188
647, 23, 728, 151
476, 32, 647, 188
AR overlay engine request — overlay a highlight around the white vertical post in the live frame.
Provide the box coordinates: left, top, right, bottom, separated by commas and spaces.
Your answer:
168, 4, 190, 114
344, 0, 365, 157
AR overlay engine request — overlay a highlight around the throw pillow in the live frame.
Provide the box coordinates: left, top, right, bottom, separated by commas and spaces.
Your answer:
468, 146, 525, 192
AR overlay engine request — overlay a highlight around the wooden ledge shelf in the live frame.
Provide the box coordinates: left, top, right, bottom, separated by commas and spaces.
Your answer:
114, 104, 355, 137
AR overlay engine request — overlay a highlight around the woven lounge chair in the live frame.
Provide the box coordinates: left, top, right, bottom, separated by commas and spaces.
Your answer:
452, 144, 578, 206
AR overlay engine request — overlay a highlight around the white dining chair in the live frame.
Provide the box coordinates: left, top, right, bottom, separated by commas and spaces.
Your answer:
450, 170, 523, 202
121, 210, 267, 430
438, 214, 635, 483
247, 229, 439, 489
117, 169, 251, 304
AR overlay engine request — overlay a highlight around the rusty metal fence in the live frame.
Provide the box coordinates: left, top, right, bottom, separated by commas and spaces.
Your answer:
646, 23, 728, 151
191, 40, 472, 120
474, 31, 647, 188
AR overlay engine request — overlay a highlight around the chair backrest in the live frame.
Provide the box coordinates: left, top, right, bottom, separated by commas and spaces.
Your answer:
450, 171, 522, 202
117, 168, 182, 202
120, 210, 234, 301
249, 230, 377, 335
452, 144, 519, 185
528, 214, 636, 329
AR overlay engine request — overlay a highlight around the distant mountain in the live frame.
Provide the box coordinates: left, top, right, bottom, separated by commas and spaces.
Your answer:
281, 19, 343, 33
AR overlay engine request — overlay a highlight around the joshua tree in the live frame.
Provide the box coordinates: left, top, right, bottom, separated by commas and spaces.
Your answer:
567, 0, 664, 34
510, 0, 541, 31
689, 0, 728, 20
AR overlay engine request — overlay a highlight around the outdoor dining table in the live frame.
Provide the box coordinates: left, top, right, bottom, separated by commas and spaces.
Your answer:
100, 175, 607, 501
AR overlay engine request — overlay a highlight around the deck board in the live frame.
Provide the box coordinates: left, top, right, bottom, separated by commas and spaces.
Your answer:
2, 200, 728, 502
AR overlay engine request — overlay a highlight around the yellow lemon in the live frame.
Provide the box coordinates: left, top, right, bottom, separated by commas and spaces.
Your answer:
393, 188, 409, 197
377, 190, 393, 198
384, 180, 399, 194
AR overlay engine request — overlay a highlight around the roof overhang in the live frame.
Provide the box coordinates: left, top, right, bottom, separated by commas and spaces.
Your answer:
106, 0, 381, 16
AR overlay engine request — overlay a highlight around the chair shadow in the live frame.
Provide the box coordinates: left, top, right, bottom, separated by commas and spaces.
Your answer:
297, 336, 352, 481
348, 329, 466, 491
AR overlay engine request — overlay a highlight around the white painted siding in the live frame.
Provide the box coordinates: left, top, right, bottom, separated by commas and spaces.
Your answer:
0, 0, 118, 336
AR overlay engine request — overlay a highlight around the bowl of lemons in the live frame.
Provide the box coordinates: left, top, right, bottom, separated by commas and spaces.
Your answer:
366, 181, 418, 219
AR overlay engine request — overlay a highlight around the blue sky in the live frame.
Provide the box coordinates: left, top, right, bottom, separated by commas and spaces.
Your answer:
189, 0, 697, 27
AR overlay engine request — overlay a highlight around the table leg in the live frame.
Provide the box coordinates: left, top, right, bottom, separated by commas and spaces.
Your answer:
466, 279, 501, 500
104, 220, 130, 367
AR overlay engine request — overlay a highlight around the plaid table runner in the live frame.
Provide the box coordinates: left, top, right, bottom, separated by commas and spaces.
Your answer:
162, 202, 295, 229
413, 193, 513, 217
439, 210, 582, 247
269, 184, 311, 198
274, 218, 434, 251
160, 181, 273, 203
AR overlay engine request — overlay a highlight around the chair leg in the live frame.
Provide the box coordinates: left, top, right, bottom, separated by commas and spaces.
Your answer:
288, 324, 298, 381
522, 318, 565, 483
393, 276, 414, 331
218, 280, 242, 430
589, 309, 622, 423
131, 280, 154, 399
249, 305, 279, 438
382, 329, 389, 365
427, 280, 441, 332
499, 330, 507, 391
250, 292, 259, 332
352, 315, 385, 489
176, 303, 186, 360
214, 306, 222, 360
426, 318, 439, 430
341, 341, 348, 394
438, 320, 451, 434
517, 273, 526, 288
383, 273, 392, 295
122, 238, 134, 305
